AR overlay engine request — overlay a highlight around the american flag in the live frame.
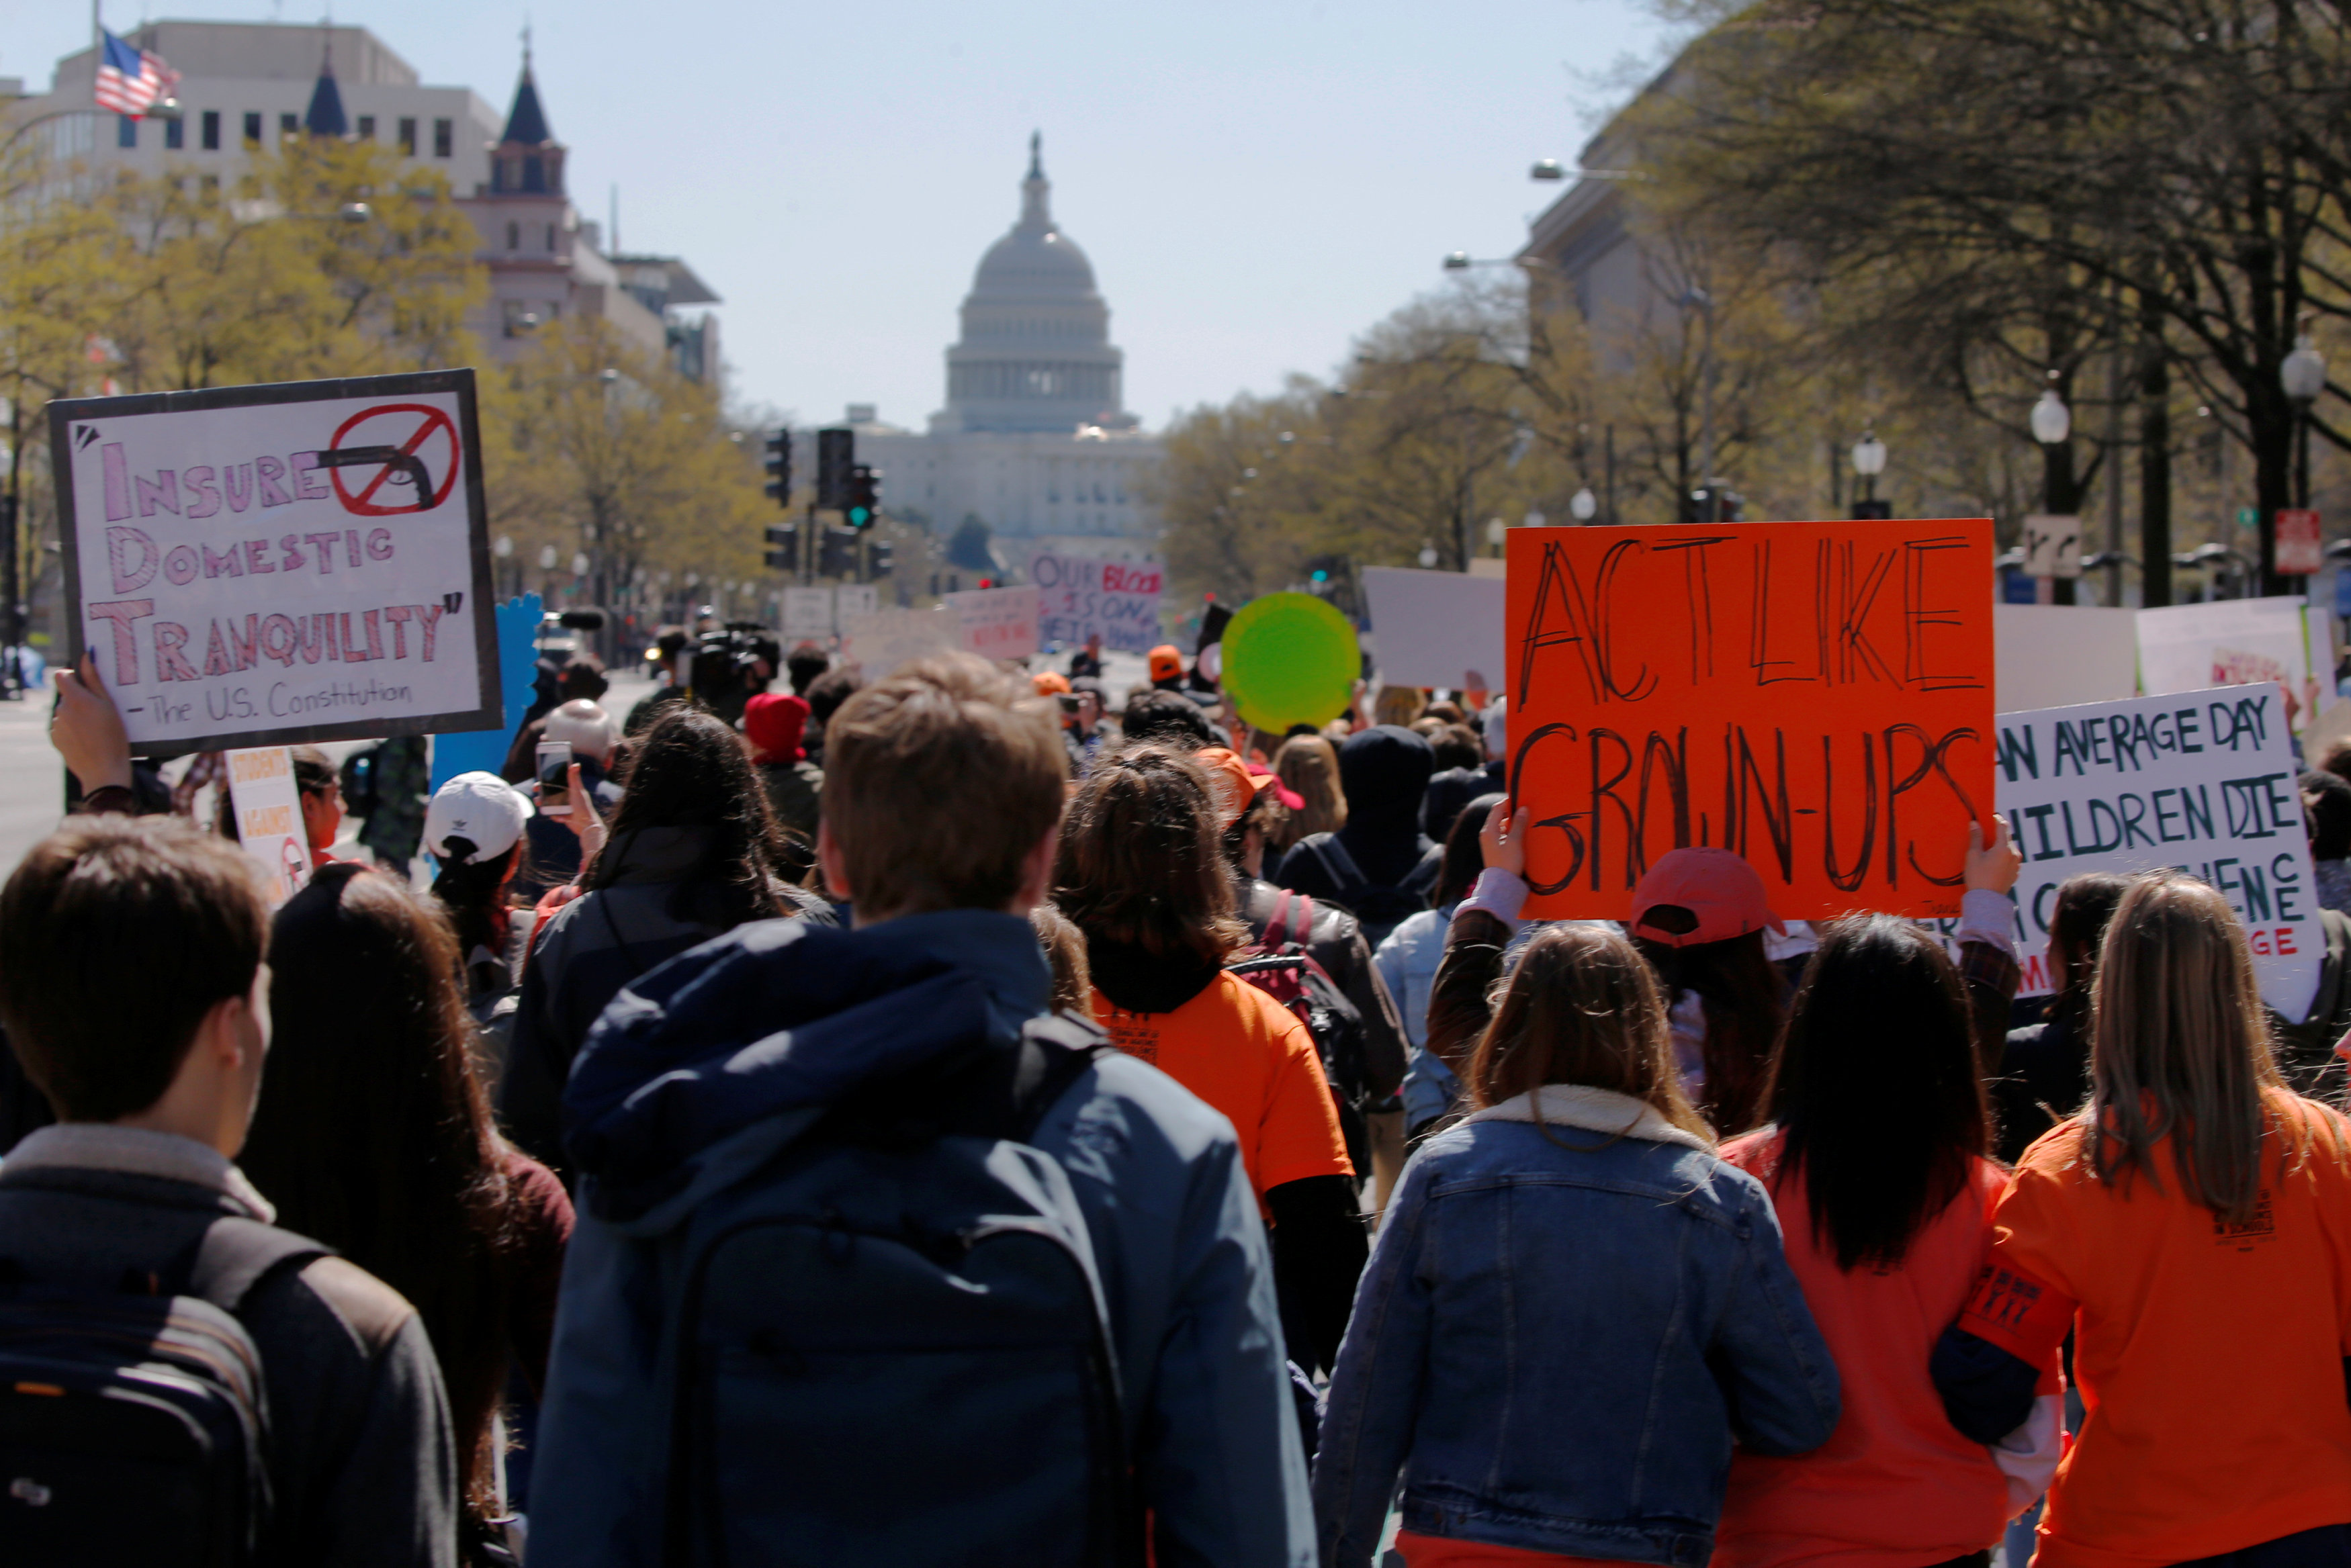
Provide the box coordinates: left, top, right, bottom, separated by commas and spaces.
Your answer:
93, 29, 179, 119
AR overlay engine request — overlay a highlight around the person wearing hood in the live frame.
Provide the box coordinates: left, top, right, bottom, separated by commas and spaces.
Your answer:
742, 689, 824, 842
528, 653, 1314, 1567
1274, 724, 1441, 948
1056, 745, 1366, 1379
498, 706, 832, 1179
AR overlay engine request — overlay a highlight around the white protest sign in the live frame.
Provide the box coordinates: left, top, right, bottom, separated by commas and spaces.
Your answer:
1994, 604, 2139, 710
225, 745, 313, 907
1029, 551, 1161, 653
946, 584, 1039, 661
1362, 565, 1506, 690
834, 583, 878, 622
2137, 597, 2311, 704
2022, 514, 2082, 579
840, 606, 959, 678
51, 371, 498, 753
1986, 685, 2320, 1017
781, 586, 834, 641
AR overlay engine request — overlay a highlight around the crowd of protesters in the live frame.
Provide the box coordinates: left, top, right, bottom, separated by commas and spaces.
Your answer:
5, 627, 2351, 1568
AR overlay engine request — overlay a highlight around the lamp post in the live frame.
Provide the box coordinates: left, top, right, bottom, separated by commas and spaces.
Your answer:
1681, 287, 1718, 522
1569, 488, 1598, 522
1418, 541, 1439, 569
2283, 331, 2326, 538
1850, 429, 1888, 518
1485, 517, 1507, 559
2031, 383, 2076, 604
493, 533, 513, 600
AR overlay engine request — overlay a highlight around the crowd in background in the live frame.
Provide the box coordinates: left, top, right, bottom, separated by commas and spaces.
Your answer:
5, 627, 2351, 1568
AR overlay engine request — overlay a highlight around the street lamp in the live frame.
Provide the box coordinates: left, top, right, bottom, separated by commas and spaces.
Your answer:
2031, 382, 2075, 602
538, 544, 558, 571
1569, 488, 1598, 522
2284, 331, 2326, 512
1418, 541, 1440, 569
1531, 158, 1566, 181
494, 533, 513, 598
1486, 517, 1507, 557
1851, 429, 1888, 513
1681, 286, 1718, 522
2030, 388, 2072, 445
1443, 252, 1471, 271
1525, 507, 1551, 528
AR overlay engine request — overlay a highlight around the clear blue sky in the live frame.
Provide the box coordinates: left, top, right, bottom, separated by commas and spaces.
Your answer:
13, 1, 1681, 430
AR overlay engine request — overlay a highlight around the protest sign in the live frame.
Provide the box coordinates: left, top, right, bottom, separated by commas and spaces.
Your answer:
2278, 508, 2323, 576
1029, 551, 1161, 652
946, 584, 1040, 660
50, 371, 498, 753
1222, 592, 1360, 733
1361, 566, 1507, 690
2137, 596, 2311, 702
1993, 604, 2138, 710
840, 605, 959, 678
224, 745, 312, 907
834, 584, 878, 622
1505, 518, 1996, 921
1984, 686, 2319, 1018
781, 586, 834, 641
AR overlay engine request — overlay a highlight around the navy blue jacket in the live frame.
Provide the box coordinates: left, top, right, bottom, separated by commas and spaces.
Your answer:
527, 909, 1315, 1567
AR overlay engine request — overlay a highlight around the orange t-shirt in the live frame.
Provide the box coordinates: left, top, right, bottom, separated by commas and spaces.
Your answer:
1394, 1530, 1620, 1567
1090, 971, 1352, 1204
1713, 1132, 2019, 1568
1959, 1092, 2351, 1568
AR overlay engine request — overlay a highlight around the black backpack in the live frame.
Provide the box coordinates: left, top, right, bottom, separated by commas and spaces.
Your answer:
0, 1215, 324, 1567
1231, 891, 1372, 1177
1285, 833, 1440, 949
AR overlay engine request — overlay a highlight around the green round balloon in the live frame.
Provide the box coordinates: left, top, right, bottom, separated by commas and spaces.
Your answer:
1221, 592, 1361, 733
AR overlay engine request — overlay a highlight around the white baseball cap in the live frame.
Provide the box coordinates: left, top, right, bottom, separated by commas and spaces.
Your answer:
424, 771, 534, 864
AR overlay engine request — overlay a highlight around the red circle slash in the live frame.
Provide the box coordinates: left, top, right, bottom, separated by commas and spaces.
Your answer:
327, 403, 461, 516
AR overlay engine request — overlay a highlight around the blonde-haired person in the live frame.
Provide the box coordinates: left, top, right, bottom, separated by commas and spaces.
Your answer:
1315, 813, 1839, 1568
1274, 733, 1347, 841
1937, 870, 2351, 1568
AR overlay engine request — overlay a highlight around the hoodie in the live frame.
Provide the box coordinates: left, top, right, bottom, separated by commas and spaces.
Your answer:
527, 909, 1315, 1568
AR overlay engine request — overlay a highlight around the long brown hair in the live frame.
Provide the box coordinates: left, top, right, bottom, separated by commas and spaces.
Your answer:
1274, 734, 1347, 839
2086, 871, 2295, 1224
1632, 930, 1787, 1137
1470, 924, 1712, 1142
241, 866, 526, 1520
1053, 747, 1248, 964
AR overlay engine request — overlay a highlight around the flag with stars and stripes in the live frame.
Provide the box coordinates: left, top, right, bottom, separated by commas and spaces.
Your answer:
93, 29, 179, 118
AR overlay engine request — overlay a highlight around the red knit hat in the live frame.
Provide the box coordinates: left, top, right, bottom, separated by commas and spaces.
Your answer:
743, 692, 811, 764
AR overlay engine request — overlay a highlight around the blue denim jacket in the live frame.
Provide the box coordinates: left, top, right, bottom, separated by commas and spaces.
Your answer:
1313, 1089, 1839, 1567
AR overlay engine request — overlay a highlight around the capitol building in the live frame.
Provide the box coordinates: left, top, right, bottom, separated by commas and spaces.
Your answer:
827, 137, 1161, 561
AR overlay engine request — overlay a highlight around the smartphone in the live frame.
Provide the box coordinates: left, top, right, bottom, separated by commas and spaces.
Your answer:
535, 739, 574, 815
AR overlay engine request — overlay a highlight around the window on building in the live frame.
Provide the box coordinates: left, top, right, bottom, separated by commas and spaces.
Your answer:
397, 117, 416, 154
506, 221, 519, 250
243, 111, 262, 148
433, 118, 452, 158
545, 223, 557, 250
200, 109, 220, 150
116, 116, 136, 149
279, 113, 298, 139
355, 115, 375, 141
163, 115, 183, 150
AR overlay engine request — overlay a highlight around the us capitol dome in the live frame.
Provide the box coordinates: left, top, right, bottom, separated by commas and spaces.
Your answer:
832, 134, 1161, 561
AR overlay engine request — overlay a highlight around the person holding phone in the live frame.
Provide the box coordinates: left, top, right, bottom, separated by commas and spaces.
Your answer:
517, 701, 624, 900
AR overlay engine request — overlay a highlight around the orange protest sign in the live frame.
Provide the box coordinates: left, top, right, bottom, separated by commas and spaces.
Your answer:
1505, 518, 1996, 921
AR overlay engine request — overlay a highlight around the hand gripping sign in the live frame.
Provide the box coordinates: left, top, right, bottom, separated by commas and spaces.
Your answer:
1505, 518, 1997, 921
50, 369, 499, 754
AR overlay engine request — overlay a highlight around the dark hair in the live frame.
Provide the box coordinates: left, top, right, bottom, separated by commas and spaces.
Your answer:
1438, 794, 1505, 907
290, 743, 337, 798
0, 817, 267, 1122
804, 665, 863, 725
588, 706, 792, 927
785, 644, 830, 696
1120, 690, 1216, 751
1763, 915, 1988, 1270
1632, 930, 1787, 1137
239, 866, 528, 1519
2304, 770, 2351, 862
2045, 871, 2131, 1039
1219, 782, 1293, 870
1429, 725, 1482, 772
1055, 747, 1247, 964
430, 841, 523, 965
559, 655, 607, 702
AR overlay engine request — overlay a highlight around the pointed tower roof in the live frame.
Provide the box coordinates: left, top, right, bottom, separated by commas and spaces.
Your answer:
500, 47, 553, 146
303, 38, 348, 138
1020, 130, 1052, 231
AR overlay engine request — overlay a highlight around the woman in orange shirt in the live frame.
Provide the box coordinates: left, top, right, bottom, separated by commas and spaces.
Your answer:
1053, 745, 1364, 1375
1937, 871, 2351, 1568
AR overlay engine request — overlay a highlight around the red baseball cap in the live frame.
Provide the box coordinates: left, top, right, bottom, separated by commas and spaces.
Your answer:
1628, 847, 1785, 948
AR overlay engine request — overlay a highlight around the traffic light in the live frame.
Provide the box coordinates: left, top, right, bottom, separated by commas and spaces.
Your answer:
762, 430, 792, 509
818, 526, 857, 579
846, 464, 882, 530
763, 523, 798, 573
867, 539, 895, 580
815, 428, 854, 510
